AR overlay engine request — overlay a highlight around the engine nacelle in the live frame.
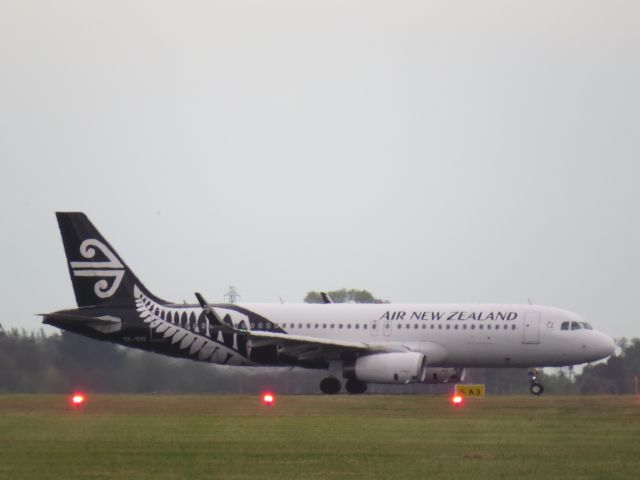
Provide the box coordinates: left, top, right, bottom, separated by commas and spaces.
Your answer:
343, 352, 427, 384
422, 367, 467, 384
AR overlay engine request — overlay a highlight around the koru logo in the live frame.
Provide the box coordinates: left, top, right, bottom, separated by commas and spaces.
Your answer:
70, 239, 125, 298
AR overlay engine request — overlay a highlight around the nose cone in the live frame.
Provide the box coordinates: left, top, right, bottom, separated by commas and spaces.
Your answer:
595, 332, 616, 359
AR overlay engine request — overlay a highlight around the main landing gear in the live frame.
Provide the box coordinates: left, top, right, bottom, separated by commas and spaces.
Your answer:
319, 377, 341, 394
528, 368, 544, 395
345, 379, 367, 394
319, 377, 368, 394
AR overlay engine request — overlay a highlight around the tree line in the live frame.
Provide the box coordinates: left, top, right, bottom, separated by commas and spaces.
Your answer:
0, 288, 636, 394
0, 325, 637, 394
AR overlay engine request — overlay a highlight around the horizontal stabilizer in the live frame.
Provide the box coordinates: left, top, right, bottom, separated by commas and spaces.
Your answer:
40, 312, 122, 334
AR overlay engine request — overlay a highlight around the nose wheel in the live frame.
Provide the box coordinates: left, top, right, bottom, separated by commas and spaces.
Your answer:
528, 368, 544, 395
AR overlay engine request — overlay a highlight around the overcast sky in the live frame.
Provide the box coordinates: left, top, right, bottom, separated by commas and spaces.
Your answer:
1, 1, 638, 339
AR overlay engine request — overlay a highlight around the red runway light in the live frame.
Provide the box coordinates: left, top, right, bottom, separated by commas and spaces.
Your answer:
71, 393, 86, 407
261, 392, 275, 406
451, 395, 464, 406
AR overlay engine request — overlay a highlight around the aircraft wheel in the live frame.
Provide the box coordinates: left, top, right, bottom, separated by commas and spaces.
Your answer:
320, 377, 341, 394
345, 379, 367, 394
530, 382, 544, 396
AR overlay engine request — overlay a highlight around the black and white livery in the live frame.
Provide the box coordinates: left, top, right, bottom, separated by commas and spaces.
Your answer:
43, 213, 616, 395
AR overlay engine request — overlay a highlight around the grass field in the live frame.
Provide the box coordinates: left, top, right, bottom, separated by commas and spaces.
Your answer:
0, 394, 638, 480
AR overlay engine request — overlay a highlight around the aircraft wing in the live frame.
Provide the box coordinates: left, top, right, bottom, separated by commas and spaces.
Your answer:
247, 331, 371, 349
194, 292, 407, 362
245, 330, 407, 361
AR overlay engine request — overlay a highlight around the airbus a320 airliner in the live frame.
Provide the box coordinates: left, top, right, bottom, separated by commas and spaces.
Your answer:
42, 213, 615, 395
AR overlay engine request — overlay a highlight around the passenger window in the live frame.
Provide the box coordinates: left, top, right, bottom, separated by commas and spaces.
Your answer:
422, 324, 426, 329
330, 324, 335, 329
339, 324, 343, 329
511, 324, 516, 330
504, 324, 508, 330
355, 324, 360, 329
463, 324, 467, 330
471, 324, 475, 330
446, 325, 450, 330
406, 324, 410, 329
398, 324, 402, 329
430, 324, 434, 329
322, 324, 327, 329
438, 325, 442, 330
347, 324, 351, 329
363, 324, 368, 330
479, 325, 484, 330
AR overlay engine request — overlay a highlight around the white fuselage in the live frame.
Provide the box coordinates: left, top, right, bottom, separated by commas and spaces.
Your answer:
222, 302, 615, 368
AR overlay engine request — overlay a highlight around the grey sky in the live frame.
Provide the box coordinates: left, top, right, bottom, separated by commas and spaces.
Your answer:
1, 1, 638, 339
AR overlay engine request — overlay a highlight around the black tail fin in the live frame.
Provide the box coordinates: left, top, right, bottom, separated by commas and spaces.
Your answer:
56, 212, 167, 308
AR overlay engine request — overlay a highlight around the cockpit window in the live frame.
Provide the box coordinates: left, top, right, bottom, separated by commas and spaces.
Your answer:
561, 320, 592, 331
560, 322, 593, 330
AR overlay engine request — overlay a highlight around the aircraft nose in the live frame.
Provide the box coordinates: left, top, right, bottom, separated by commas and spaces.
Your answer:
596, 332, 616, 358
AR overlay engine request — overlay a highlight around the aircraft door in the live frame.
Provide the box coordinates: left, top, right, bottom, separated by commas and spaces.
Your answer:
522, 312, 540, 344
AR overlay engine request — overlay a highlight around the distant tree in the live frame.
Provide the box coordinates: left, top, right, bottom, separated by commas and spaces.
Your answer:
0, 328, 326, 394
304, 292, 323, 303
304, 288, 387, 304
577, 338, 640, 394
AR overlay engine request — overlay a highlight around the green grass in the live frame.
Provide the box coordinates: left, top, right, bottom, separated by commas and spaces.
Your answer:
0, 395, 638, 480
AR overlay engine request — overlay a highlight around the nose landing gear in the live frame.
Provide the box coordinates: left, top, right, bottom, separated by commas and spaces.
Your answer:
529, 368, 544, 395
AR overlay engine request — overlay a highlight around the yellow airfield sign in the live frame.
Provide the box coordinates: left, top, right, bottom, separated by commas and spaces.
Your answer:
455, 384, 485, 397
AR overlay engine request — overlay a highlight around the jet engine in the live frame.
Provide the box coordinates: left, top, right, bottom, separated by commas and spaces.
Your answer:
422, 367, 467, 384
343, 352, 427, 384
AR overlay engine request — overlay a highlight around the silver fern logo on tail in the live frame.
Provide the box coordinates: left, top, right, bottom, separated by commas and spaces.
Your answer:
70, 239, 125, 298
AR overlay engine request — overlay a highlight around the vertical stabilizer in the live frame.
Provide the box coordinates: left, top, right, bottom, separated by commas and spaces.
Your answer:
56, 212, 167, 308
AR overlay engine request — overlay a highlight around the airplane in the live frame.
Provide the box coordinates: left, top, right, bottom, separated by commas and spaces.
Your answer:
42, 212, 616, 395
